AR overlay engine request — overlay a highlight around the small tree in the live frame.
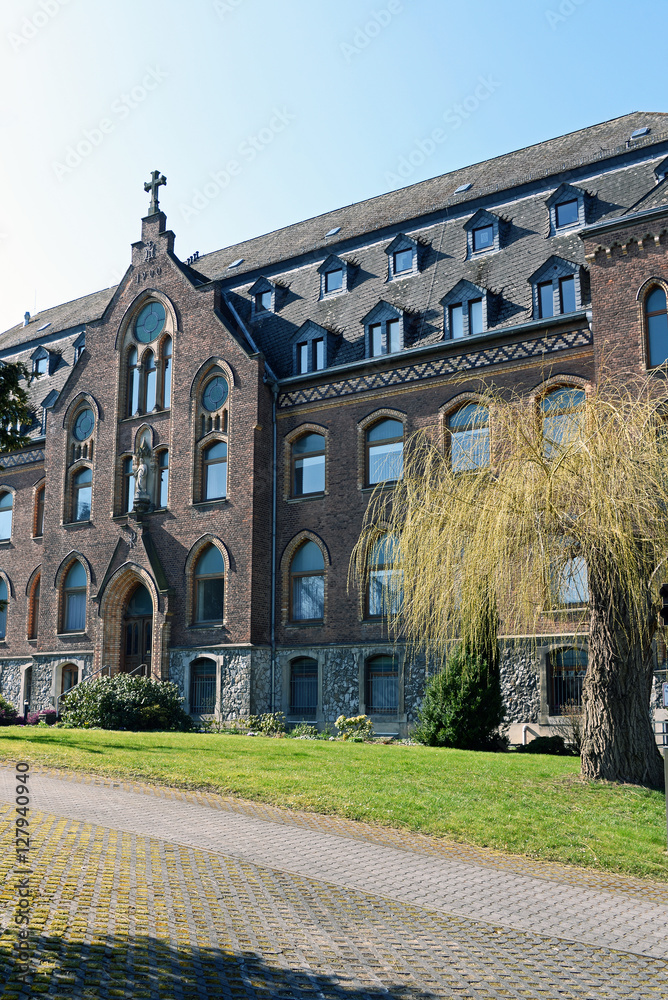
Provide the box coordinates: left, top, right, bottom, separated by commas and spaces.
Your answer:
353, 372, 668, 789
0, 361, 34, 454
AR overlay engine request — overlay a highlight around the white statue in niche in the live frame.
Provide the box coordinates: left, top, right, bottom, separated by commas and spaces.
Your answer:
134, 439, 151, 500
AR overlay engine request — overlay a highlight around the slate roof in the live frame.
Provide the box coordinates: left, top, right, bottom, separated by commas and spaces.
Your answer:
0, 286, 116, 353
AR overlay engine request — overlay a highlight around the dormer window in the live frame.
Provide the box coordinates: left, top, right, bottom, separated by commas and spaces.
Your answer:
385, 235, 419, 281
249, 276, 277, 318
31, 348, 49, 376
465, 209, 501, 258
292, 321, 332, 374
546, 184, 587, 235
362, 302, 404, 357
318, 254, 351, 298
530, 257, 582, 319
73, 332, 85, 364
441, 280, 490, 340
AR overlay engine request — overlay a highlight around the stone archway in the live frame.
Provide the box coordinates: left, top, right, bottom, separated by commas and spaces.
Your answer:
99, 565, 161, 678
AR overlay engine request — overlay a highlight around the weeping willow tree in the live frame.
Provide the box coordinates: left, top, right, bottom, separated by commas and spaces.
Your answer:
352, 372, 668, 789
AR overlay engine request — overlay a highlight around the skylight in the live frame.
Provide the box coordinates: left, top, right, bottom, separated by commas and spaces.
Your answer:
631, 127, 650, 139
37, 323, 51, 332
454, 183, 472, 194
325, 227, 341, 237
227, 258, 244, 269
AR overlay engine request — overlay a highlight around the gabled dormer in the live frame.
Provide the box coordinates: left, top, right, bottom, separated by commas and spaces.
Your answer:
73, 332, 86, 364
385, 234, 420, 281
546, 183, 589, 236
362, 300, 405, 357
529, 256, 583, 319
441, 280, 491, 339
318, 254, 351, 298
464, 209, 502, 258
30, 346, 49, 376
291, 320, 333, 374
39, 389, 59, 436
249, 276, 277, 319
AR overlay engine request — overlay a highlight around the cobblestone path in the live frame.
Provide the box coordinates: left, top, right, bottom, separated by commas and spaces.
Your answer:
0, 766, 667, 999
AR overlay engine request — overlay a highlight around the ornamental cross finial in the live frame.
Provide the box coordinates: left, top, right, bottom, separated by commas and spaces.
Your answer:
144, 170, 166, 215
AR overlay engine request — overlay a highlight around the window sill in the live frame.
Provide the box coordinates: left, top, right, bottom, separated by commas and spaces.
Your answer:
56, 632, 89, 639
32, 534, 43, 542
0, 539, 13, 547
120, 407, 170, 423
187, 623, 227, 630
192, 499, 228, 509
360, 483, 397, 493
63, 520, 93, 529
285, 621, 324, 629
286, 493, 326, 503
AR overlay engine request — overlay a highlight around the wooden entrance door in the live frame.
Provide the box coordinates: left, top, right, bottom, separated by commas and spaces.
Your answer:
122, 584, 153, 675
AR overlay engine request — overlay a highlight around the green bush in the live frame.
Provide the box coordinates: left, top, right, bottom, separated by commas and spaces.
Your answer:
412, 647, 504, 750
246, 712, 286, 735
60, 675, 196, 732
0, 694, 19, 726
335, 714, 374, 742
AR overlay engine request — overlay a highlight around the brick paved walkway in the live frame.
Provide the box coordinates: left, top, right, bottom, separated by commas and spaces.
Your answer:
1, 766, 667, 999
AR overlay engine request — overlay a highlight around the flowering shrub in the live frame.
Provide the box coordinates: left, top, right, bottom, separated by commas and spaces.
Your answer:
0, 695, 19, 726
246, 712, 286, 736
335, 714, 374, 742
60, 675, 196, 731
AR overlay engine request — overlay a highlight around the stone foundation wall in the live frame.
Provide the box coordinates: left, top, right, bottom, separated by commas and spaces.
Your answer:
499, 640, 541, 725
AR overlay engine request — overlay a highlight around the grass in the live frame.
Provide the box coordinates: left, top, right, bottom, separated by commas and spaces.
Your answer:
0, 727, 666, 881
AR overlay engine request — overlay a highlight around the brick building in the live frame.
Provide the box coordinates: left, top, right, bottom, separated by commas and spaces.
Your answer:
2, 112, 668, 738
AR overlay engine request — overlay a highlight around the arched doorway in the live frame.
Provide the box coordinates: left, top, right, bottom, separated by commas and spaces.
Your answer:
122, 584, 153, 675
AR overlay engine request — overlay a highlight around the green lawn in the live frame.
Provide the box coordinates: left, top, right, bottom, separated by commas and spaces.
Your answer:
0, 727, 665, 881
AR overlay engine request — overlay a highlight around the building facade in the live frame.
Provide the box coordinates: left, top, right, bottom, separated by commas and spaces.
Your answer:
2, 112, 668, 739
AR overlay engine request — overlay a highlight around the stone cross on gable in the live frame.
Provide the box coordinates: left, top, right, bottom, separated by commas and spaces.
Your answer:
144, 170, 166, 215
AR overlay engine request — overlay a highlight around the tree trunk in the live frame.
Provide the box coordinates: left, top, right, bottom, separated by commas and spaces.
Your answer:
582, 573, 664, 789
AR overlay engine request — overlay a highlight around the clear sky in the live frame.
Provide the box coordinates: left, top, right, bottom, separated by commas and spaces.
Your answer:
0, 0, 666, 333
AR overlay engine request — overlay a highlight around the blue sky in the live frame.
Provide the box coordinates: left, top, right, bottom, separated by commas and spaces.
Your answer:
0, 0, 665, 333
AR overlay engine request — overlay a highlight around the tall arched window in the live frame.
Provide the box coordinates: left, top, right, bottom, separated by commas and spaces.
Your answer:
63, 562, 87, 632
448, 403, 490, 471
28, 575, 40, 640
365, 655, 398, 714
0, 492, 13, 540
34, 485, 45, 537
203, 441, 227, 500
290, 657, 318, 718
366, 419, 403, 485
161, 337, 172, 408
541, 387, 585, 459
194, 545, 224, 623
158, 450, 169, 508
290, 541, 325, 621
122, 457, 135, 514
292, 433, 325, 496
367, 534, 401, 618
0, 578, 7, 639
127, 347, 140, 416
143, 351, 157, 412
72, 467, 92, 522
646, 286, 668, 367
553, 555, 588, 606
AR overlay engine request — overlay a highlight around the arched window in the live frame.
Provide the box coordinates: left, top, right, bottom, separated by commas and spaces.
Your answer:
127, 347, 140, 416
290, 657, 318, 718
0, 492, 13, 540
194, 545, 224, 623
0, 578, 7, 639
158, 450, 169, 508
123, 457, 135, 514
203, 441, 227, 500
61, 665, 78, 696
34, 485, 45, 537
63, 561, 87, 632
290, 541, 324, 621
190, 658, 216, 714
548, 647, 587, 714
72, 467, 92, 522
161, 337, 172, 408
367, 534, 401, 618
541, 387, 585, 459
292, 433, 325, 496
448, 403, 489, 471
28, 575, 40, 640
366, 419, 403, 485
646, 286, 668, 367
365, 655, 398, 714
143, 351, 157, 412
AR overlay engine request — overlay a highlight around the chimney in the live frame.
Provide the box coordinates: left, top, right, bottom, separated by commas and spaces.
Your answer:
23, 312, 30, 327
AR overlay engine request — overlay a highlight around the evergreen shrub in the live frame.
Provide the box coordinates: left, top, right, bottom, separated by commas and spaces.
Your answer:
412, 647, 504, 750
60, 675, 196, 731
